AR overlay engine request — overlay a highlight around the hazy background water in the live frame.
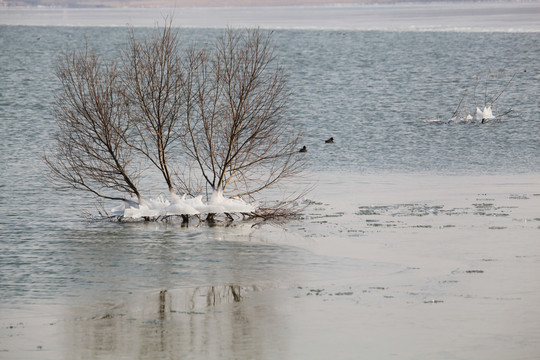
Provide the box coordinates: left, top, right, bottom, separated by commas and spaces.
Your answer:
0, 24, 539, 317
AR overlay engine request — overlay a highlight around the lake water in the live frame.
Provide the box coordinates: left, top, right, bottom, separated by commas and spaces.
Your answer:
1, 4, 540, 359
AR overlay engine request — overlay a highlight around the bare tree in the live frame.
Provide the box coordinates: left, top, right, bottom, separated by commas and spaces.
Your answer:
45, 46, 141, 202
447, 69, 515, 124
183, 28, 304, 200
475, 69, 515, 121
46, 24, 305, 220
122, 21, 185, 196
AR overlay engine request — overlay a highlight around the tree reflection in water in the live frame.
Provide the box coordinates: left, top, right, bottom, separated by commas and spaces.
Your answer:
64, 284, 287, 359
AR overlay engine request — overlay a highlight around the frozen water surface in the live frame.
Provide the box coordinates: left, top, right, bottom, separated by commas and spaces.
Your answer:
2, 173, 539, 359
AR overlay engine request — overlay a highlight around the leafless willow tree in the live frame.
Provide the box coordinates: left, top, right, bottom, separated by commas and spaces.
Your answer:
183, 28, 303, 199
46, 23, 305, 218
45, 46, 142, 202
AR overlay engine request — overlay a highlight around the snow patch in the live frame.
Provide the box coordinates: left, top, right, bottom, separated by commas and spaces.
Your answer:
110, 191, 254, 219
425, 106, 497, 124
208, 190, 255, 213
476, 106, 495, 122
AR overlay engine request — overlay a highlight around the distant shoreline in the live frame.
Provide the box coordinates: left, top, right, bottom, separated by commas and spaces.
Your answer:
1, 2, 539, 31
3, 0, 540, 9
